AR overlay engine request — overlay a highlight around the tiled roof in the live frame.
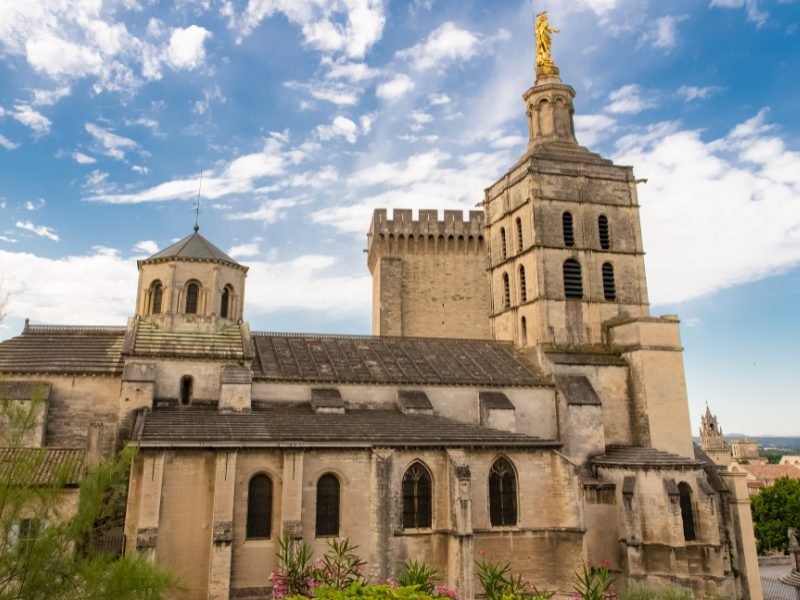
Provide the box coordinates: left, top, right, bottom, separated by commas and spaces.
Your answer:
143, 231, 243, 268
132, 321, 245, 359
593, 446, 703, 468
556, 375, 601, 406
251, 332, 546, 387
135, 405, 560, 448
0, 447, 85, 486
735, 463, 800, 482
0, 324, 125, 375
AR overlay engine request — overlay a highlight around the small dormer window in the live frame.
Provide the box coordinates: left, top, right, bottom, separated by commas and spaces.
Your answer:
220, 286, 231, 319
185, 282, 199, 314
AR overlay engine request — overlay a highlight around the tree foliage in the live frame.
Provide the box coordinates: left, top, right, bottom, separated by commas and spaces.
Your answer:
0, 388, 174, 599
751, 476, 800, 554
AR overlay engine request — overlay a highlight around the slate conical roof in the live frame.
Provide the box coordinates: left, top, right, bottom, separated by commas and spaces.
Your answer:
142, 230, 243, 269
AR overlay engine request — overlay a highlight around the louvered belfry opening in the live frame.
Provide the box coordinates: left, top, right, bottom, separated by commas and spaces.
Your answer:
402, 462, 432, 529
519, 266, 527, 302
502, 272, 511, 309
500, 227, 507, 259
315, 474, 340, 537
489, 458, 517, 526
598, 215, 610, 250
516, 217, 524, 252
562, 212, 575, 247
602, 262, 616, 301
246, 474, 272, 539
563, 259, 583, 299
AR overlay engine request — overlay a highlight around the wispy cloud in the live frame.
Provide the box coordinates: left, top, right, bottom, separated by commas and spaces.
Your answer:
376, 74, 415, 101
0, 134, 19, 150
16, 220, 59, 241
606, 84, 656, 114
85, 123, 138, 160
678, 85, 723, 101
72, 152, 97, 164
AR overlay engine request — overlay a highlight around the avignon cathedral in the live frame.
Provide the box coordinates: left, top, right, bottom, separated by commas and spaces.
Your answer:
0, 20, 762, 600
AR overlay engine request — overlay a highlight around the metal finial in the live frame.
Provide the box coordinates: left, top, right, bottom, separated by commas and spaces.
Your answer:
194, 171, 203, 233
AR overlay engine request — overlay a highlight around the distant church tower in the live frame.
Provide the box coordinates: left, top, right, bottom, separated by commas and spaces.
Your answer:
700, 404, 731, 467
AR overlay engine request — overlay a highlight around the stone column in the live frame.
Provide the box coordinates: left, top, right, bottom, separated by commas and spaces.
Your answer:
281, 451, 305, 539
167, 263, 177, 314
719, 471, 763, 600
208, 451, 237, 600
447, 450, 474, 600
370, 448, 394, 582
133, 451, 165, 563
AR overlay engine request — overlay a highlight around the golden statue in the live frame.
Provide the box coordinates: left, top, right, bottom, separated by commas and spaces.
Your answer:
535, 11, 559, 70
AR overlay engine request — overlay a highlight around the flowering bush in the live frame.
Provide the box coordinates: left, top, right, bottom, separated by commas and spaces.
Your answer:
475, 552, 552, 600
270, 533, 316, 599
573, 560, 617, 600
314, 537, 368, 590
398, 560, 440, 594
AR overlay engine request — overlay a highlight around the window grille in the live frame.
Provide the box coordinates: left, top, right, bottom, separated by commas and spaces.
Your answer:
316, 474, 340, 537
246, 475, 272, 539
598, 215, 610, 250
563, 259, 583, 299
678, 482, 696, 541
502, 273, 511, 309
516, 217, 524, 252
602, 263, 616, 301
562, 212, 575, 247
151, 282, 163, 314
186, 283, 199, 314
489, 458, 517, 526
220, 286, 231, 318
500, 228, 507, 259
402, 462, 432, 529
519, 266, 527, 303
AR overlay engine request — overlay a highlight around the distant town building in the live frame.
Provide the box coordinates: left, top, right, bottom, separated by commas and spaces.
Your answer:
732, 438, 764, 463
730, 463, 800, 495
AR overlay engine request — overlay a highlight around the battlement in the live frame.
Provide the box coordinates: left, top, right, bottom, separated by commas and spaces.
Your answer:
369, 208, 484, 238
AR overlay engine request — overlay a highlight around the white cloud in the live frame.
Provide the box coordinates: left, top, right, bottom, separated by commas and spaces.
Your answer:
0, 134, 19, 150
640, 15, 688, 49
132, 165, 149, 174
85, 123, 138, 160
428, 93, 451, 106
193, 85, 227, 115
232, 0, 387, 59
322, 57, 380, 82
396, 22, 481, 71
677, 85, 723, 101
614, 110, 800, 304
606, 84, 656, 114
86, 170, 110, 187
227, 198, 300, 222
376, 74, 415, 101
409, 110, 433, 132
133, 240, 158, 254
24, 199, 45, 211
710, 0, 768, 26
574, 114, 617, 147
31, 85, 71, 106
228, 243, 260, 258
15, 220, 59, 241
72, 152, 97, 164
317, 116, 360, 144
284, 80, 360, 106
166, 25, 211, 70
11, 104, 51, 135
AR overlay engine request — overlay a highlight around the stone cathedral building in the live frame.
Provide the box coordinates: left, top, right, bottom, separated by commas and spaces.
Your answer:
0, 43, 763, 600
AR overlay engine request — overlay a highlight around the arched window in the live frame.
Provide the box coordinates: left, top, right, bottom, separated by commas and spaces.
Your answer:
150, 281, 163, 315
563, 259, 583, 299
316, 474, 340, 537
598, 215, 610, 250
185, 282, 199, 314
515, 217, 524, 252
247, 474, 272, 539
489, 458, 517, 526
220, 286, 232, 319
402, 462, 432, 529
500, 227, 507, 260
519, 266, 527, 303
562, 212, 575, 247
180, 375, 193, 406
678, 482, 696, 541
602, 263, 616, 301
502, 272, 511, 309
520, 317, 527, 346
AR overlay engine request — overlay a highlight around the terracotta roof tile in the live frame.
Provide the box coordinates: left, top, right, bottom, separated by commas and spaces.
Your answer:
251, 332, 546, 387
736, 463, 800, 481
0, 447, 85, 486
0, 325, 125, 375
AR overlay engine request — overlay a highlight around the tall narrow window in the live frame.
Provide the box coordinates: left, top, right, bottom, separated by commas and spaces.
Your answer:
563, 259, 583, 299
562, 212, 575, 247
678, 482, 696, 541
185, 282, 199, 314
180, 375, 193, 406
515, 217, 524, 252
500, 227, 507, 260
602, 263, 616, 301
247, 475, 273, 539
151, 281, 163, 315
520, 317, 527, 346
489, 458, 517, 526
519, 266, 527, 303
502, 272, 511, 309
316, 474, 340, 537
220, 286, 231, 319
598, 215, 610, 250
402, 462, 432, 529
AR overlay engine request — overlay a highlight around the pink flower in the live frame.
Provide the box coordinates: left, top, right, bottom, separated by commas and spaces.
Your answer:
604, 559, 611, 567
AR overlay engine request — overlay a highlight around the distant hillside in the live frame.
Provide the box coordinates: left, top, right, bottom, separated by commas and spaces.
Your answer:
693, 435, 800, 452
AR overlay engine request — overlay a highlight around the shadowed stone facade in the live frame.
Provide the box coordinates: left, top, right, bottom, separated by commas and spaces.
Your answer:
0, 58, 764, 600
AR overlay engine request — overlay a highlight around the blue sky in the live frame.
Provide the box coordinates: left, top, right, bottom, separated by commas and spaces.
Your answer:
0, 0, 798, 435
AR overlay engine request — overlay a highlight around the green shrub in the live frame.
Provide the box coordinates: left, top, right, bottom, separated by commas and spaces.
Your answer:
286, 581, 444, 600
619, 584, 693, 600
397, 560, 440, 594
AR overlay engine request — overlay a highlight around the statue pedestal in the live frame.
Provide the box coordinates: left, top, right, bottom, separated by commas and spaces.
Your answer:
535, 63, 560, 85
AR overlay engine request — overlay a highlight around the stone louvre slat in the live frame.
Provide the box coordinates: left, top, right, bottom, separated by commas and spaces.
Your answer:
132, 322, 245, 359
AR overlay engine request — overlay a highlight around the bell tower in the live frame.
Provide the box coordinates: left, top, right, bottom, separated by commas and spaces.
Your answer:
483, 14, 650, 348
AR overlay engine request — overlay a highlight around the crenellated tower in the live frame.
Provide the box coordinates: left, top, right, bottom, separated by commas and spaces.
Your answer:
367, 209, 491, 339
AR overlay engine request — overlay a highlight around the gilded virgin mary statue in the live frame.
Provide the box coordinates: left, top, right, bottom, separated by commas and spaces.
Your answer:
535, 12, 559, 72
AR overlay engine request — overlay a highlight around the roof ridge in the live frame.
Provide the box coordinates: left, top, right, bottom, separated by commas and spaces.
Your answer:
25, 324, 127, 333
250, 330, 516, 344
